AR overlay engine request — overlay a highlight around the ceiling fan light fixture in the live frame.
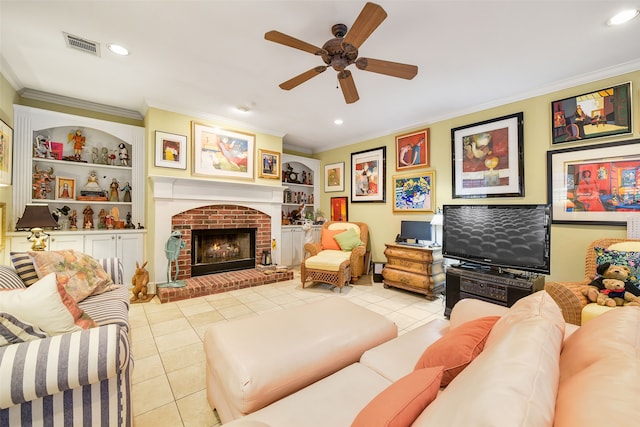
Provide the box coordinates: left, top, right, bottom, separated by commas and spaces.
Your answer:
607, 9, 639, 25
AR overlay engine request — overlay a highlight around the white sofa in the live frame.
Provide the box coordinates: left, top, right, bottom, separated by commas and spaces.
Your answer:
220, 291, 639, 427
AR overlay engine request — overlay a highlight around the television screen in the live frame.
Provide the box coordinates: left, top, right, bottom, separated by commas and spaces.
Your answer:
442, 204, 550, 274
399, 220, 431, 243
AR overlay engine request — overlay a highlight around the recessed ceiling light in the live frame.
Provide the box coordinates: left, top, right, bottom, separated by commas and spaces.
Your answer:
236, 105, 251, 113
107, 43, 129, 56
607, 9, 639, 25
334, 119, 343, 125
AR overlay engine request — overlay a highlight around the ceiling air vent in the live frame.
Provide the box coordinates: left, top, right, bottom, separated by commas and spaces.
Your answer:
63, 32, 101, 57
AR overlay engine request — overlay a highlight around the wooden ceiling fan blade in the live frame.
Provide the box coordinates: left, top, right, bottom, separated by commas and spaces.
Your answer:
265, 30, 327, 55
338, 70, 359, 104
279, 66, 327, 90
342, 2, 387, 49
356, 58, 418, 80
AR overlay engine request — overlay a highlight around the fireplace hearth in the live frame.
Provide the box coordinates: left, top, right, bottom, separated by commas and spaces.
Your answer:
191, 228, 256, 276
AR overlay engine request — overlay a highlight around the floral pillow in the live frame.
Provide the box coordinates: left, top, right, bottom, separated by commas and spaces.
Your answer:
594, 246, 640, 293
29, 250, 118, 302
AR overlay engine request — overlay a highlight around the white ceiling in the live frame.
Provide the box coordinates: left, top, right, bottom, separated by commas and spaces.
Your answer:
1, 1, 639, 153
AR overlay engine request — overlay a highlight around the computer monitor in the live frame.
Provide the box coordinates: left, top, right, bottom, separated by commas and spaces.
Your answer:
399, 220, 431, 244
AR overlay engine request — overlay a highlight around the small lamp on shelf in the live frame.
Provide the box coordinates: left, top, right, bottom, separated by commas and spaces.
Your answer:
429, 208, 443, 248
15, 204, 59, 251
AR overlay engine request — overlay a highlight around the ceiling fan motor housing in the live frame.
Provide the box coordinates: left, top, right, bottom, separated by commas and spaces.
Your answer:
321, 24, 358, 71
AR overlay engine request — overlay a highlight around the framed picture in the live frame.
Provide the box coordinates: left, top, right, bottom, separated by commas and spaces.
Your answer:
395, 128, 430, 171
155, 130, 187, 169
258, 149, 280, 179
0, 119, 13, 186
551, 82, 632, 144
324, 161, 345, 192
351, 146, 386, 203
451, 112, 524, 198
547, 138, 640, 225
0, 202, 5, 249
191, 121, 254, 179
330, 197, 348, 221
55, 177, 76, 200
392, 171, 435, 212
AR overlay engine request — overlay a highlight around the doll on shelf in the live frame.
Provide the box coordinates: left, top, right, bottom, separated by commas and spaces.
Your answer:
68, 130, 86, 160
109, 178, 120, 202
121, 182, 132, 202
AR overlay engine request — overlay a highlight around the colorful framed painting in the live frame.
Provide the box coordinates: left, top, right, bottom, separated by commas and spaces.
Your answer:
393, 171, 435, 212
451, 112, 524, 198
55, 177, 76, 200
395, 128, 430, 171
324, 161, 345, 192
155, 130, 187, 169
0, 119, 13, 186
191, 121, 254, 179
0, 202, 5, 249
330, 197, 348, 221
551, 82, 632, 144
258, 149, 280, 179
547, 138, 640, 225
351, 146, 386, 203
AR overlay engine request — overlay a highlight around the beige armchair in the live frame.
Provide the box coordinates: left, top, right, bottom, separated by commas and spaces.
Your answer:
302, 221, 369, 290
545, 238, 640, 325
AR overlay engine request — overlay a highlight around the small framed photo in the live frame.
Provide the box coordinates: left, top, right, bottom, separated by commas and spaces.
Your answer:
551, 82, 632, 144
395, 128, 430, 171
330, 197, 348, 221
351, 146, 386, 203
192, 121, 254, 179
258, 149, 280, 179
155, 131, 187, 169
393, 171, 435, 212
451, 112, 524, 198
0, 119, 13, 186
55, 177, 76, 200
324, 161, 345, 192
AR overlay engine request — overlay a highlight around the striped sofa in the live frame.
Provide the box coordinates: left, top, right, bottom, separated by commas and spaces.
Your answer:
0, 257, 132, 427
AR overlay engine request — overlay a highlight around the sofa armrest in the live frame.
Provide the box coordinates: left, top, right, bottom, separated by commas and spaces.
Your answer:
0, 324, 129, 409
545, 281, 589, 326
304, 242, 322, 257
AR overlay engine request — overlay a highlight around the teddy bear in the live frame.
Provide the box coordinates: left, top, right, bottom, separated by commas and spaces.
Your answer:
595, 278, 640, 307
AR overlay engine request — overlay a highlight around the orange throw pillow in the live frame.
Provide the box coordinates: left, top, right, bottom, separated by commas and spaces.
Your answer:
414, 316, 500, 386
352, 367, 443, 427
321, 229, 343, 250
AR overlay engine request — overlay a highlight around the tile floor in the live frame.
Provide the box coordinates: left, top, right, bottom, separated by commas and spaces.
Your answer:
130, 270, 447, 427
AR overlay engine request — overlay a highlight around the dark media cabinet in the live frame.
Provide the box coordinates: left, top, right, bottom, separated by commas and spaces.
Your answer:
444, 265, 545, 317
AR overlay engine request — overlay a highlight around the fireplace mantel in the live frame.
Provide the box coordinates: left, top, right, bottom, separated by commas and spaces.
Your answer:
149, 176, 285, 285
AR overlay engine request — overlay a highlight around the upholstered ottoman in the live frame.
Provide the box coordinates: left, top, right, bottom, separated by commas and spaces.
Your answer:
203, 297, 397, 423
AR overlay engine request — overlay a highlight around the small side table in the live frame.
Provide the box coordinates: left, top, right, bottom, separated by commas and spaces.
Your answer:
381, 243, 445, 300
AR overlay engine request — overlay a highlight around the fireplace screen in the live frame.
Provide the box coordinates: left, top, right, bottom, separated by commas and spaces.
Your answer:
191, 228, 256, 276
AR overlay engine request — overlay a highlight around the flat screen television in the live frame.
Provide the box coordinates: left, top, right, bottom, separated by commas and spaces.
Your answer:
399, 220, 431, 243
442, 204, 551, 274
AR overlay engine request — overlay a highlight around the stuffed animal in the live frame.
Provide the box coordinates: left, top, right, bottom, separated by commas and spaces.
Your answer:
131, 261, 150, 302
596, 278, 640, 307
582, 262, 631, 303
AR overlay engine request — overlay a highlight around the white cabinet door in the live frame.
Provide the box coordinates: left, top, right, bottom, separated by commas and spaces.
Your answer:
291, 228, 304, 266
116, 233, 144, 283
84, 234, 118, 260
49, 234, 85, 252
9, 236, 34, 253
280, 228, 294, 267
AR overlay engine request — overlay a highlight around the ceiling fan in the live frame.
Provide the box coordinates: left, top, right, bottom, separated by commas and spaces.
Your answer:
264, 2, 418, 104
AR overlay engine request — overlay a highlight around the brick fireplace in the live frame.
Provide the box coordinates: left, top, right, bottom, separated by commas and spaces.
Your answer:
150, 177, 285, 288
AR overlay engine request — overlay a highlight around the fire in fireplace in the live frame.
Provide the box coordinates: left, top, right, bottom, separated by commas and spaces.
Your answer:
191, 228, 256, 276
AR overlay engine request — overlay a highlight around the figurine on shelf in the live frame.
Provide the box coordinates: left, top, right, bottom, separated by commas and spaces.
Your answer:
110, 206, 120, 223
105, 214, 114, 229
98, 208, 107, 229
34, 135, 53, 159
99, 147, 110, 164
83, 170, 105, 196
67, 130, 86, 160
109, 178, 120, 202
118, 143, 129, 166
121, 182, 132, 202
69, 210, 78, 229
32, 165, 55, 199
108, 150, 117, 165
83, 205, 94, 229
125, 211, 134, 229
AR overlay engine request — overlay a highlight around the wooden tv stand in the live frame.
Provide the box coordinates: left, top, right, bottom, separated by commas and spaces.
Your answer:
382, 242, 445, 300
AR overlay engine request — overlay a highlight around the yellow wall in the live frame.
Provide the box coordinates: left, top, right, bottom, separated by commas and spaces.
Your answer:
0, 73, 19, 259
314, 70, 640, 282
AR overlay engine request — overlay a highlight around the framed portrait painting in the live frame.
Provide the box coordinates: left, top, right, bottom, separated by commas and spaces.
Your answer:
330, 197, 348, 221
351, 146, 386, 203
451, 112, 524, 198
191, 122, 254, 179
258, 149, 280, 179
395, 128, 430, 171
0, 119, 13, 186
393, 171, 435, 212
55, 177, 76, 200
155, 131, 187, 169
551, 82, 632, 144
547, 138, 640, 225
324, 161, 345, 192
